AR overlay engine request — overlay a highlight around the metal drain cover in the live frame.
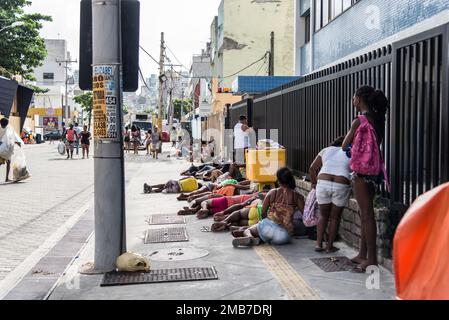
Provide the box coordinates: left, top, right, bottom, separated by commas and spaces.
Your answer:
144, 227, 189, 244
145, 247, 210, 262
310, 256, 354, 272
147, 215, 185, 225
100, 267, 218, 287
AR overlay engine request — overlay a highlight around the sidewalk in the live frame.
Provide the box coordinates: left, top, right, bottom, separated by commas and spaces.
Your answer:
7, 147, 396, 300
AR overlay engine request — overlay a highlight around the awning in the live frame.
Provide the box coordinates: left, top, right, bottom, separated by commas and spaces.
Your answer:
17, 85, 34, 131
0, 77, 34, 131
0, 77, 18, 117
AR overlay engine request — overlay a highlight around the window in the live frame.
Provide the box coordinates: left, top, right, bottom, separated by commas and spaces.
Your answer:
305, 13, 311, 44
43, 73, 54, 80
332, 0, 343, 19
315, 0, 358, 31
322, 0, 329, 26
315, 0, 322, 32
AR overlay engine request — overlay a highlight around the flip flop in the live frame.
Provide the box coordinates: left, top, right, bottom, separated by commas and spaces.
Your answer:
232, 237, 260, 247
315, 247, 325, 253
177, 210, 195, 216
350, 265, 367, 273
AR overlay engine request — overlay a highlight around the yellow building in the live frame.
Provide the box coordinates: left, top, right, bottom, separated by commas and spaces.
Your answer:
206, 0, 296, 156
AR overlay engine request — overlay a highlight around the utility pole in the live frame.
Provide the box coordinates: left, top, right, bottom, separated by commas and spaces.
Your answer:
158, 32, 165, 131
57, 58, 77, 123
268, 31, 274, 76
89, 0, 126, 272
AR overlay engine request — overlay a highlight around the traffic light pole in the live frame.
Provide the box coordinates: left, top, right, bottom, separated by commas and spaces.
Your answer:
90, 0, 126, 272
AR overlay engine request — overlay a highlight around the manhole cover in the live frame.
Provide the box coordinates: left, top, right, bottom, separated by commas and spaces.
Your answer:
310, 256, 354, 272
144, 227, 189, 244
100, 267, 218, 287
147, 215, 185, 225
145, 248, 210, 262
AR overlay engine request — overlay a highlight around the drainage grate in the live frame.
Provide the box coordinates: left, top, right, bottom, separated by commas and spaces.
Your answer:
100, 267, 218, 287
144, 227, 189, 244
147, 215, 186, 225
310, 256, 354, 273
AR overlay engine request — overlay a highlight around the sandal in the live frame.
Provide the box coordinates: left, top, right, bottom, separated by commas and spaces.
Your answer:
178, 210, 195, 216
232, 236, 260, 247
350, 265, 367, 273
315, 246, 325, 253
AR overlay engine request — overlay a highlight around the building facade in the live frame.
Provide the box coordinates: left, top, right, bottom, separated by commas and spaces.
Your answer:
207, 0, 297, 157
296, 0, 449, 75
30, 39, 80, 133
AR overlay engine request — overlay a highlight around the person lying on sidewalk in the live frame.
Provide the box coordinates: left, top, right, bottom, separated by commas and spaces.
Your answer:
178, 192, 264, 217
211, 196, 265, 232
177, 179, 253, 201
232, 167, 305, 247
180, 193, 260, 219
143, 176, 203, 194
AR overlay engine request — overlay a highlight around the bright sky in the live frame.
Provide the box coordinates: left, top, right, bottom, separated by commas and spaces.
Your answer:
27, 0, 221, 84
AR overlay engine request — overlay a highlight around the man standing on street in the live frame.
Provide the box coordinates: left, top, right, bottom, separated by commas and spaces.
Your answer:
234, 115, 250, 165
74, 122, 82, 156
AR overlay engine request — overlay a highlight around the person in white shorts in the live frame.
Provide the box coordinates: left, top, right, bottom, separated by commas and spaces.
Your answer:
309, 136, 352, 253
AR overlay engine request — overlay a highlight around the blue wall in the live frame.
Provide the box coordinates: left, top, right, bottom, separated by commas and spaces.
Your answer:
313, 0, 449, 70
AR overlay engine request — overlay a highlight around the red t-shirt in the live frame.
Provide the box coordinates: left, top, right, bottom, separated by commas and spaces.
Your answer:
66, 129, 76, 142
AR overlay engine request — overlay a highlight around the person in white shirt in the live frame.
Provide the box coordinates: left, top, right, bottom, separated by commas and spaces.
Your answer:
309, 136, 352, 254
233, 115, 250, 165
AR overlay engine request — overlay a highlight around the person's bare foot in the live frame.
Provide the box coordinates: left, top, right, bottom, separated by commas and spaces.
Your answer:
350, 255, 367, 264
213, 214, 226, 222
196, 209, 210, 219
211, 222, 229, 232
325, 246, 340, 254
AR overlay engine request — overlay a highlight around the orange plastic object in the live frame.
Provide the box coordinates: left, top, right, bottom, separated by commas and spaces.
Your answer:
246, 149, 286, 183
394, 182, 449, 300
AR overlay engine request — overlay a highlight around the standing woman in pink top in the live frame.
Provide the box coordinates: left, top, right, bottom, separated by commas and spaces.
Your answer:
342, 86, 389, 272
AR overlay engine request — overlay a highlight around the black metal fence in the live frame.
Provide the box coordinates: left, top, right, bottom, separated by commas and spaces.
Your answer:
228, 24, 449, 224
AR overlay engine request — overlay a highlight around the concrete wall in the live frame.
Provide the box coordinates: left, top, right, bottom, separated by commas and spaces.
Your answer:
33, 39, 67, 86
308, 0, 449, 72
219, 0, 296, 88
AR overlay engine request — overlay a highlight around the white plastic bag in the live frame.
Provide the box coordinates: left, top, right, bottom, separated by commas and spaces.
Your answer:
0, 127, 15, 160
11, 146, 31, 182
58, 141, 66, 155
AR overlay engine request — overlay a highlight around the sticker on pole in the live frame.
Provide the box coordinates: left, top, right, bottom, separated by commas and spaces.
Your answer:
93, 65, 119, 140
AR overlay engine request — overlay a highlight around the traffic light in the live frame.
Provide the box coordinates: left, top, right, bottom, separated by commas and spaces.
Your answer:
79, 0, 140, 92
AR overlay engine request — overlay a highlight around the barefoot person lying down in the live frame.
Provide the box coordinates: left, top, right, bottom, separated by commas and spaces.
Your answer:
178, 179, 255, 202
143, 177, 203, 194
178, 193, 264, 219
211, 196, 265, 232
232, 167, 305, 247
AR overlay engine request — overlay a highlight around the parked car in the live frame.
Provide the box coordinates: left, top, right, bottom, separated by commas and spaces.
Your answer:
44, 131, 62, 141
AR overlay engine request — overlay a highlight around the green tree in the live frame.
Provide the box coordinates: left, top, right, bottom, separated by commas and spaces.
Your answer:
74, 92, 93, 131
0, 0, 52, 80
173, 98, 192, 120
123, 105, 129, 116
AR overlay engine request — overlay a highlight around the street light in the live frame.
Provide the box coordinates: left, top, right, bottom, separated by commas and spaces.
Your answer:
0, 21, 25, 33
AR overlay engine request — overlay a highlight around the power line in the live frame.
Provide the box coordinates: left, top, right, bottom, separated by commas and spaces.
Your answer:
139, 45, 160, 65
139, 44, 269, 80
138, 67, 151, 92
165, 44, 190, 72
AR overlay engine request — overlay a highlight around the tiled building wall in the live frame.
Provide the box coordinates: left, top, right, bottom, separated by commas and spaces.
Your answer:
313, 0, 449, 70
